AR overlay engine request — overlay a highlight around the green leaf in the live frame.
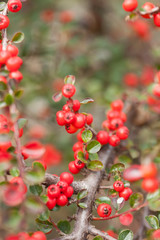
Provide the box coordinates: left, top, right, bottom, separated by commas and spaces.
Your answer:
89, 153, 99, 160
40, 195, 48, 204
110, 163, 125, 174
119, 155, 132, 165
25, 162, 45, 184
38, 209, 50, 221
154, 157, 160, 163
95, 196, 111, 205
77, 151, 87, 163
7, 146, 15, 153
0, 81, 7, 91
87, 140, 101, 153
36, 219, 53, 234
118, 229, 133, 240
81, 130, 93, 143
64, 75, 75, 85
77, 190, 88, 200
80, 98, 94, 105
14, 89, 24, 98
147, 189, 160, 211
0, 2, 6, 11
87, 160, 103, 171
93, 237, 103, 240
17, 118, 28, 129
57, 220, 71, 234
29, 185, 43, 196
129, 193, 144, 208
12, 32, 24, 44
145, 215, 159, 229
10, 167, 20, 177
4, 94, 14, 105
78, 202, 87, 209
129, 149, 140, 159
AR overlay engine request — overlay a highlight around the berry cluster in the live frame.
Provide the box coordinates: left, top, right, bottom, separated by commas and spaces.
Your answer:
5, 231, 46, 240
46, 172, 74, 210
113, 180, 133, 201
99, 99, 129, 147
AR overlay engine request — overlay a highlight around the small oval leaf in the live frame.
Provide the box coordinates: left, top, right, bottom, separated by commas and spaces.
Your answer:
81, 130, 93, 143
118, 229, 133, 240
57, 220, 71, 234
77, 190, 88, 200
110, 163, 125, 174
12, 32, 24, 44
129, 192, 143, 208
87, 140, 101, 153
64, 75, 75, 85
87, 160, 103, 171
145, 215, 159, 229
80, 98, 94, 105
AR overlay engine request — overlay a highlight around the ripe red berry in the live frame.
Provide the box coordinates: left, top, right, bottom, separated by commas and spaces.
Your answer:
116, 126, 129, 140
122, 0, 138, 12
152, 229, 160, 240
9, 71, 23, 82
64, 111, 75, 124
47, 184, 60, 199
0, 114, 9, 134
56, 111, 66, 126
123, 73, 138, 87
57, 194, 68, 206
154, 13, 160, 27
0, 50, 11, 64
72, 99, 80, 112
32, 231, 47, 240
102, 120, 110, 130
18, 232, 29, 239
57, 181, 68, 193
113, 181, 124, 192
97, 131, 109, 145
119, 213, 133, 226
73, 113, 86, 129
97, 203, 112, 218
120, 112, 127, 123
0, 14, 10, 30
46, 197, 56, 210
74, 159, 85, 169
141, 163, 157, 178
62, 104, 70, 112
142, 178, 159, 192
153, 84, 160, 97
8, 0, 22, 12
65, 124, 78, 134
64, 186, 74, 198
0, 75, 7, 84
72, 141, 83, 152
60, 172, 74, 185
10, 177, 27, 194
69, 161, 80, 174
86, 113, 93, 125
109, 135, 120, 147
111, 100, 124, 112
107, 110, 120, 121
6, 44, 19, 56
141, 2, 155, 19
62, 84, 76, 98
6, 56, 23, 71
119, 187, 132, 201
109, 118, 123, 130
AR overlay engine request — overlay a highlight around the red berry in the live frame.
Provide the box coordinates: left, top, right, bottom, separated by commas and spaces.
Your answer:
60, 172, 74, 185
74, 159, 85, 169
123, 73, 138, 87
56, 111, 66, 126
18, 232, 29, 239
122, 0, 138, 12
57, 194, 68, 206
109, 118, 123, 130
46, 197, 56, 210
8, 0, 22, 12
64, 186, 74, 198
57, 181, 68, 193
73, 113, 86, 129
6, 44, 19, 56
97, 131, 109, 145
119, 187, 132, 201
152, 229, 160, 240
60, 11, 73, 23
69, 161, 80, 174
62, 84, 76, 98
120, 112, 127, 123
142, 178, 159, 192
116, 126, 129, 140
72, 99, 80, 112
141, 2, 155, 19
64, 111, 75, 124
86, 113, 93, 125
9, 71, 23, 82
141, 163, 157, 178
113, 181, 124, 192
6, 56, 23, 71
62, 104, 70, 112
0, 75, 7, 84
119, 213, 133, 226
10, 177, 27, 194
0, 114, 9, 134
111, 100, 124, 112
0, 14, 10, 30
32, 231, 46, 240
109, 135, 120, 147
102, 120, 110, 130
0, 50, 11, 64
107, 110, 120, 121
154, 13, 160, 27
97, 203, 112, 218
153, 84, 160, 97
47, 184, 60, 199
72, 141, 83, 152
65, 124, 78, 134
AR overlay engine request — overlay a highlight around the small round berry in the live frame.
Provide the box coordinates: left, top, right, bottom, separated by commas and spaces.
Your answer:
64, 111, 75, 124
65, 124, 78, 134
107, 110, 120, 121
97, 203, 112, 218
0, 75, 7, 84
102, 120, 110, 130
8, 0, 22, 12
57, 181, 68, 193
122, 0, 138, 12
73, 113, 86, 129
64, 186, 74, 198
72, 141, 83, 152
46, 197, 56, 210
60, 172, 74, 185
32, 231, 47, 240
116, 126, 129, 140
123, 73, 138, 87
142, 178, 159, 192
120, 112, 127, 123
72, 99, 80, 112
152, 229, 160, 240
0, 50, 11, 64
113, 181, 124, 192
6, 56, 23, 71
154, 13, 160, 27
62, 84, 76, 98
10, 177, 27, 194
62, 104, 70, 112
47, 184, 61, 199
109, 135, 120, 147
119, 187, 132, 201
74, 159, 85, 169
69, 161, 80, 174
111, 100, 124, 112
119, 213, 133, 226
6, 44, 19, 56
56, 111, 66, 126
97, 131, 109, 145
141, 163, 157, 178
0, 14, 10, 30
109, 118, 123, 130
9, 71, 23, 82
57, 194, 68, 206
141, 2, 155, 19
86, 113, 93, 125
153, 84, 160, 97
